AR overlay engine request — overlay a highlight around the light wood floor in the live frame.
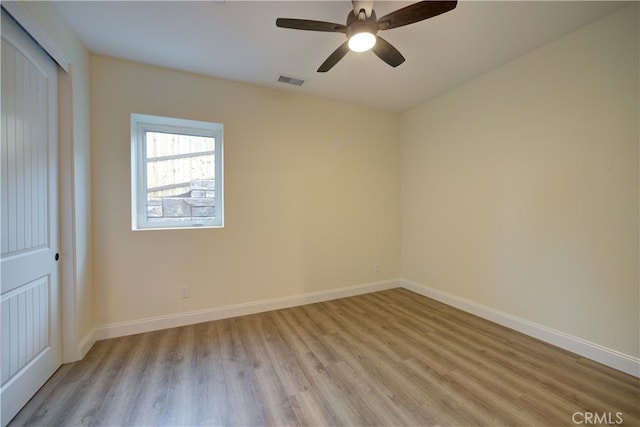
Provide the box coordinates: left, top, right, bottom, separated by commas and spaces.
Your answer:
10, 288, 640, 426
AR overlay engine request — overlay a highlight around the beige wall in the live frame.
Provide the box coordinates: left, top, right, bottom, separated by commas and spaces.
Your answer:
90, 55, 401, 325
401, 5, 639, 357
14, 1, 94, 360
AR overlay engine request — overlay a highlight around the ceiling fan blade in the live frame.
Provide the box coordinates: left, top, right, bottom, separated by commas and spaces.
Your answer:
377, 1, 457, 31
372, 36, 405, 68
318, 41, 350, 73
276, 18, 347, 33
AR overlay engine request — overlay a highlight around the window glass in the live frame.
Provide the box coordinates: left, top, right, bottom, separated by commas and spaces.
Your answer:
131, 114, 223, 230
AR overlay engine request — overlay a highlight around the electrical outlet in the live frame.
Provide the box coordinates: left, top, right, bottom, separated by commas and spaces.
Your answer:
180, 287, 190, 298
374, 263, 381, 273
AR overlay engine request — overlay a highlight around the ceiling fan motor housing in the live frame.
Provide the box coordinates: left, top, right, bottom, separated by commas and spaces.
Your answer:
345, 9, 378, 41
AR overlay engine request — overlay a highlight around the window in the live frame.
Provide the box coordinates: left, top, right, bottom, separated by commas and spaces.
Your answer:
131, 113, 223, 230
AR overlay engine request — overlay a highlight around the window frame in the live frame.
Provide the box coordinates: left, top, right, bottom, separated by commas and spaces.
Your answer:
130, 113, 224, 230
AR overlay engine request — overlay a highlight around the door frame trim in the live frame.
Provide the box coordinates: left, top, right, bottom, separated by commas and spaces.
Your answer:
0, 2, 69, 71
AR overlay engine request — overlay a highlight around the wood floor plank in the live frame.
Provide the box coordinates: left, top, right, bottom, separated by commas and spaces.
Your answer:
9, 289, 640, 426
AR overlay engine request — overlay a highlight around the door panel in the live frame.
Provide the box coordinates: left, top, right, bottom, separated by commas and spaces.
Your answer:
1, 10, 60, 426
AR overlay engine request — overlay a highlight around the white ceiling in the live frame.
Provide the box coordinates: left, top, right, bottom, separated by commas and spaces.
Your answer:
54, 1, 626, 112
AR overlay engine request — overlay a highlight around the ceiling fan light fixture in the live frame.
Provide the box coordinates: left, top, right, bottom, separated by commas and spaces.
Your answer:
348, 30, 376, 52
346, 15, 378, 53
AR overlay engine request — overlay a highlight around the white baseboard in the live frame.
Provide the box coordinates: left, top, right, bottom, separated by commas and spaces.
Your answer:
401, 279, 640, 378
94, 279, 401, 341
63, 328, 98, 363
77, 328, 98, 360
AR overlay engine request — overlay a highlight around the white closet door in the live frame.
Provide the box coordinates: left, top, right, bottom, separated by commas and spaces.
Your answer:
1, 10, 61, 426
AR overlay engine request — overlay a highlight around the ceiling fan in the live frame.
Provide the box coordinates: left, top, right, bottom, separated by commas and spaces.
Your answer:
276, 1, 457, 72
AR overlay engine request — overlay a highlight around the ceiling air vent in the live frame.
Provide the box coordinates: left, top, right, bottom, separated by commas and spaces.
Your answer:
277, 75, 304, 86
